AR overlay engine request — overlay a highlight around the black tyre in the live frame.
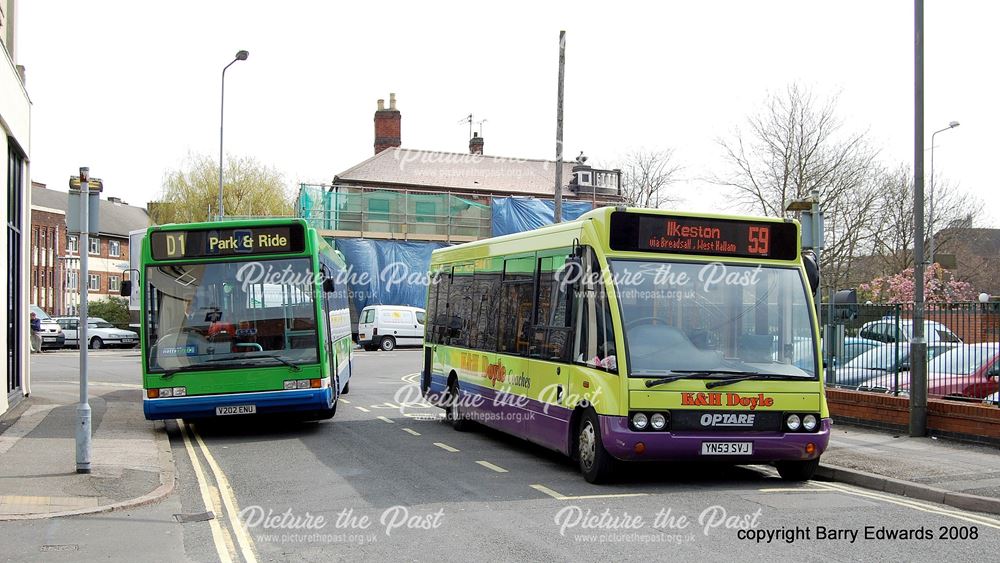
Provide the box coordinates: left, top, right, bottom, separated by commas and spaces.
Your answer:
380, 336, 396, 352
577, 410, 616, 484
776, 458, 820, 481
90, 337, 104, 350
445, 381, 472, 431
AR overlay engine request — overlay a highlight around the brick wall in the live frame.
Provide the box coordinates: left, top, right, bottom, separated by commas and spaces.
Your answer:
827, 388, 1000, 445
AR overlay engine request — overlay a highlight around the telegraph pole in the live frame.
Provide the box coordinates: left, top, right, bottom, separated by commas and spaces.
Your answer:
77, 167, 92, 473
554, 30, 566, 223
910, 0, 928, 437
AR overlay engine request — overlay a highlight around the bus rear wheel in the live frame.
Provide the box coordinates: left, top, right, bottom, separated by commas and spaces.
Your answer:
776, 458, 820, 481
446, 381, 472, 431
577, 410, 615, 484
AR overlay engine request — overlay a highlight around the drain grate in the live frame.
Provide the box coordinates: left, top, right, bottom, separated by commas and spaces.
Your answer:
173, 511, 216, 523
40, 545, 80, 552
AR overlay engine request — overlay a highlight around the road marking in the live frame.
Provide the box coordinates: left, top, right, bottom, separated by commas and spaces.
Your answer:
191, 424, 259, 563
758, 487, 831, 492
355, 406, 371, 413
814, 482, 1000, 529
178, 421, 235, 563
476, 461, 509, 473
377, 416, 395, 424
340, 399, 351, 404
401, 372, 421, 385
530, 484, 647, 501
433, 442, 459, 452
402, 428, 421, 436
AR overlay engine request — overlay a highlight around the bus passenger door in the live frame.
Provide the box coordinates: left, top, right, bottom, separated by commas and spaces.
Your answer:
527, 253, 574, 451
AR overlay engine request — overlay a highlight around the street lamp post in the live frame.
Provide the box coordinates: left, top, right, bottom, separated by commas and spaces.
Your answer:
219, 50, 249, 220
928, 120, 960, 265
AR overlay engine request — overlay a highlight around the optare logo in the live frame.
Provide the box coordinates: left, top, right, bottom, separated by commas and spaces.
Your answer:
699, 413, 756, 427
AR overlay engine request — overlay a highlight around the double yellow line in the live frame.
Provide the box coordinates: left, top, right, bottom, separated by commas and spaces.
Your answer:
179, 420, 258, 563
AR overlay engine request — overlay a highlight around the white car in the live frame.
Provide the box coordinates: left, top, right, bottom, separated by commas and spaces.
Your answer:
857, 319, 962, 345
30, 305, 66, 350
54, 317, 139, 349
358, 305, 425, 351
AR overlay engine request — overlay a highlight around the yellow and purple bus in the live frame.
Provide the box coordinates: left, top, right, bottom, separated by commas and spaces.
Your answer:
421, 207, 828, 483
131, 218, 352, 421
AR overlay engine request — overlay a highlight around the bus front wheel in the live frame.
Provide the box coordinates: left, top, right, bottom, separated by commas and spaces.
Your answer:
577, 410, 615, 484
776, 458, 820, 481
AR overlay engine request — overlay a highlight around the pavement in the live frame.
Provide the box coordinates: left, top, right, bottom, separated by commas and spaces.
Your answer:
0, 355, 174, 521
819, 422, 1000, 514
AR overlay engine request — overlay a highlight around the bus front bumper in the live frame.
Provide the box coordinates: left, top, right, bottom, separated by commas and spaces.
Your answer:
599, 415, 832, 462
143, 388, 333, 420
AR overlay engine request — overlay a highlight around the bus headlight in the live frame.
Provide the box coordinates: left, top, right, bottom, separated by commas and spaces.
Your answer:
172, 387, 187, 397
158, 388, 173, 398
283, 380, 297, 390
650, 413, 666, 430
632, 413, 648, 430
785, 414, 801, 431
802, 414, 817, 431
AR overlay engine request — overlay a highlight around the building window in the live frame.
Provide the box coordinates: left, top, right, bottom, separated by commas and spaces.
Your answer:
67, 235, 79, 253
89, 237, 100, 255
88, 274, 101, 292
108, 240, 120, 257
67, 271, 79, 290
109, 275, 120, 292
367, 199, 390, 222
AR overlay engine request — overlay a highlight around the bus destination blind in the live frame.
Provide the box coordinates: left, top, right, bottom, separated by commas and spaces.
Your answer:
150, 225, 305, 260
609, 212, 798, 260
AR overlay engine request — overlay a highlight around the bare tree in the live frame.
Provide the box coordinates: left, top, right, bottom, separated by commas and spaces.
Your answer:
715, 84, 881, 293
618, 149, 682, 208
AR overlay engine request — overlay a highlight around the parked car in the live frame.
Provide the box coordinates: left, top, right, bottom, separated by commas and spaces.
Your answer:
859, 342, 1000, 400
30, 305, 66, 350
833, 342, 956, 388
857, 319, 961, 345
357, 305, 425, 351
840, 336, 883, 365
984, 391, 999, 407
54, 316, 139, 349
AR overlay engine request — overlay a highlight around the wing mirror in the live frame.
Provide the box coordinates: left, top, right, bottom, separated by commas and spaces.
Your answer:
119, 280, 131, 297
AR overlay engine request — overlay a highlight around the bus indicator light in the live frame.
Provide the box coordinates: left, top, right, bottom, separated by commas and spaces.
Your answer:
805, 443, 816, 455
634, 442, 646, 455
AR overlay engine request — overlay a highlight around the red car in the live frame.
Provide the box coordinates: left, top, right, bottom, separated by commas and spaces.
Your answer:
858, 342, 1000, 400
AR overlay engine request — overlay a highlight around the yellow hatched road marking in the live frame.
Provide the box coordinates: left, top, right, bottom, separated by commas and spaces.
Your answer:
377, 416, 395, 424
476, 461, 509, 473
402, 428, 421, 436
814, 482, 1000, 529
178, 421, 235, 563
191, 425, 259, 563
434, 442, 459, 452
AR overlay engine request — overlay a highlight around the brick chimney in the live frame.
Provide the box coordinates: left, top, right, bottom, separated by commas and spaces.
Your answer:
374, 93, 401, 154
469, 132, 484, 155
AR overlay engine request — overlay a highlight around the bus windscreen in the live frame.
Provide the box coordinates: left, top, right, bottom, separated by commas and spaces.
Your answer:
150, 224, 306, 260
609, 212, 798, 260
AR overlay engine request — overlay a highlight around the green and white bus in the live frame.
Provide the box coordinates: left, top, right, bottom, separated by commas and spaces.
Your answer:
131, 218, 352, 421
421, 207, 828, 483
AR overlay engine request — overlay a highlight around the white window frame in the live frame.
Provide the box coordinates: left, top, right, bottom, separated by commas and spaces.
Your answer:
88, 274, 101, 292
67, 235, 79, 253
89, 237, 100, 255
109, 275, 120, 292
108, 240, 121, 257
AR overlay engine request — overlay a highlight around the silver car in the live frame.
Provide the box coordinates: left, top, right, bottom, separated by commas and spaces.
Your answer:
54, 317, 139, 349
834, 342, 956, 389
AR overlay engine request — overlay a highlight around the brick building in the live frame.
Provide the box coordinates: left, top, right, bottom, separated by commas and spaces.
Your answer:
30, 183, 150, 316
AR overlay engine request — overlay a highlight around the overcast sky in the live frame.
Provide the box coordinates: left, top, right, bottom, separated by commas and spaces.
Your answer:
18, 1, 999, 226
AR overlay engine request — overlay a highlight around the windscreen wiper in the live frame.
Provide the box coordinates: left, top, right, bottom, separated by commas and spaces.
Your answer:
643, 370, 759, 388
704, 373, 806, 389
204, 354, 302, 372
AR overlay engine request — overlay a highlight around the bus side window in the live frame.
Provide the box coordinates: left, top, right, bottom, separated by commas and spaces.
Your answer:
499, 256, 535, 356
573, 250, 617, 372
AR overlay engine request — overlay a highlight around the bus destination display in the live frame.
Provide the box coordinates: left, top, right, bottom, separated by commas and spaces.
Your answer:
150, 225, 305, 260
609, 212, 798, 260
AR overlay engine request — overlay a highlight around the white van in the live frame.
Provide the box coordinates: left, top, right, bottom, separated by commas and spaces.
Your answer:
358, 305, 426, 351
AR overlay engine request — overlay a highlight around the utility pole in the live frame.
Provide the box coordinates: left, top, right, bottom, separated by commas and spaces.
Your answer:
77, 167, 92, 473
554, 30, 566, 223
910, 0, 928, 437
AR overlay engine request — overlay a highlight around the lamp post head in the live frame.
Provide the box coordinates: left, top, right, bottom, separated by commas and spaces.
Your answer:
235, 50, 249, 61
948, 120, 960, 129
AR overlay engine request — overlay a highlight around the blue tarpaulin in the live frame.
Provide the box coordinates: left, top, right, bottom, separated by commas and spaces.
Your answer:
490, 197, 594, 236
331, 238, 447, 312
